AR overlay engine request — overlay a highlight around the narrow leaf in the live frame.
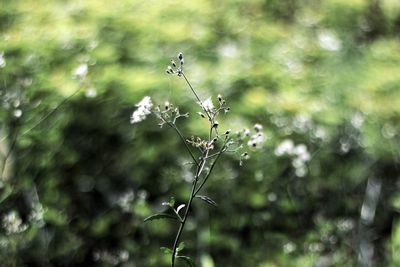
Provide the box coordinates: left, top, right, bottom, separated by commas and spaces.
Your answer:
143, 213, 178, 222
160, 247, 173, 255
195, 195, 218, 207
176, 204, 186, 214
177, 256, 196, 267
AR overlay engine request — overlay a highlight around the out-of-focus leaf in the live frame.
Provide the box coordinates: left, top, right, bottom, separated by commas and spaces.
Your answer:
195, 195, 217, 207
160, 247, 173, 255
143, 213, 178, 222
0, 186, 13, 204
177, 255, 195, 267
201, 254, 215, 267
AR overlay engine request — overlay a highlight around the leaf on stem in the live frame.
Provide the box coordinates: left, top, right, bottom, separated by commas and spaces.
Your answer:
195, 195, 218, 207
160, 247, 173, 255
177, 242, 186, 252
143, 213, 178, 222
177, 255, 196, 267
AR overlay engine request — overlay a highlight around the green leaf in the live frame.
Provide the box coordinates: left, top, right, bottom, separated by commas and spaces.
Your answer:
177, 256, 195, 267
195, 195, 217, 207
160, 247, 173, 255
169, 197, 176, 207
177, 241, 186, 252
0, 186, 13, 204
143, 213, 178, 222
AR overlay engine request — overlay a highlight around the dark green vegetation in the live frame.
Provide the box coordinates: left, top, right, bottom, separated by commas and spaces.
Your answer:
1, 0, 400, 266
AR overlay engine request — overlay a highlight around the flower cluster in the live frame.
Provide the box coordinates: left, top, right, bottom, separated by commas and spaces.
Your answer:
166, 52, 184, 76
274, 139, 311, 177
2, 210, 28, 235
154, 101, 188, 128
247, 123, 265, 148
130, 96, 153, 124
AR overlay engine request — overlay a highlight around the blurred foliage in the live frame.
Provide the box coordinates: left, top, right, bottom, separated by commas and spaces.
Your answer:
0, 0, 400, 266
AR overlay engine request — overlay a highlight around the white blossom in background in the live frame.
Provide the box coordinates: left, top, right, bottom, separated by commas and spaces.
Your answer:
351, 112, 365, 129
73, 63, 88, 80
0, 52, 6, 68
116, 190, 135, 212
275, 140, 311, 177
29, 203, 46, 227
274, 139, 295, 156
247, 124, 265, 148
283, 241, 297, 254
2, 211, 28, 235
13, 109, 22, 118
318, 30, 342, 51
85, 87, 97, 98
93, 249, 129, 266
130, 96, 153, 124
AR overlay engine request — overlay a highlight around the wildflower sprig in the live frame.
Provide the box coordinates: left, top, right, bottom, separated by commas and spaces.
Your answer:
132, 52, 264, 267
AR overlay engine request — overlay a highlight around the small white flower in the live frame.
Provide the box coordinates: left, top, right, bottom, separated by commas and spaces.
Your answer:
254, 123, 263, 132
202, 97, 214, 112
130, 96, 153, 124
248, 132, 265, 148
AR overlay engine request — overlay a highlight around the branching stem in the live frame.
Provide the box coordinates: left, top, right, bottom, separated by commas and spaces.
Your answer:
170, 73, 222, 267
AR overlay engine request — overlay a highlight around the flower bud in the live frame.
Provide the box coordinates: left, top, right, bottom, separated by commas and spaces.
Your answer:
217, 94, 223, 102
225, 129, 231, 135
254, 123, 263, 132
213, 121, 219, 128
197, 112, 205, 118
171, 60, 177, 68
178, 52, 183, 60
180, 59, 184, 66
165, 101, 170, 110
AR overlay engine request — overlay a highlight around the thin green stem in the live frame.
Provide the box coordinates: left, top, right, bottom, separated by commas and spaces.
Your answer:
194, 138, 229, 196
171, 148, 210, 266
182, 73, 211, 120
166, 121, 199, 167
170, 70, 225, 267
171, 124, 214, 266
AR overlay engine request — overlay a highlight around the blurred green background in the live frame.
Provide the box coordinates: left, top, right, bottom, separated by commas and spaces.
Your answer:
1, 0, 400, 266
